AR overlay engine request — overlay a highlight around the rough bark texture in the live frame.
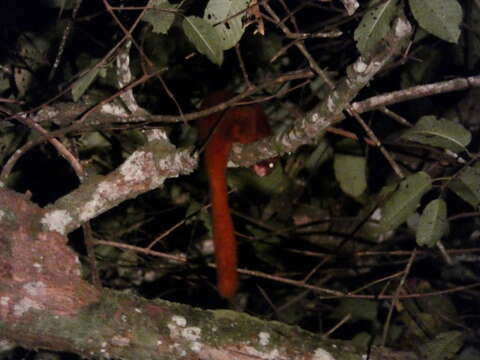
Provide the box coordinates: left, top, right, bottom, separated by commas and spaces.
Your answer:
0, 187, 419, 360
0, 14, 419, 360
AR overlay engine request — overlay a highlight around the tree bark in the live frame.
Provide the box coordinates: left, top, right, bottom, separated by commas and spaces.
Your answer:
0, 187, 418, 360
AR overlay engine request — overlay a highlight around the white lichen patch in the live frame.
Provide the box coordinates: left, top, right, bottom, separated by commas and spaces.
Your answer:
313, 348, 336, 360
168, 316, 204, 354
343, 0, 359, 15
40, 209, 73, 234
98, 180, 120, 201
1, 297, 10, 306
0, 209, 4, 220
0, 339, 15, 352
327, 94, 336, 112
171, 315, 187, 327
158, 151, 183, 177
37, 106, 59, 119
79, 194, 103, 222
244, 345, 281, 360
14, 297, 44, 317
310, 113, 322, 124
168, 315, 185, 337
371, 208, 382, 221
79, 180, 120, 222
226, 159, 238, 168
111, 335, 130, 347
120, 151, 149, 182
169, 343, 186, 357
146, 129, 169, 142
353, 58, 368, 73
32, 263, 42, 271
394, 17, 412, 37
258, 332, 270, 346
99, 348, 110, 358
182, 327, 201, 342
23, 281, 46, 296
190, 341, 202, 352
101, 102, 127, 117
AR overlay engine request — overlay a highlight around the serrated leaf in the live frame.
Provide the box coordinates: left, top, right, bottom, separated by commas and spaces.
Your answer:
72, 66, 101, 102
334, 154, 367, 198
204, 0, 249, 50
409, 0, 463, 43
354, 0, 398, 55
420, 331, 464, 360
402, 115, 471, 153
416, 199, 449, 247
182, 16, 223, 65
380, 172, 432, 232
142, 0, 176, 34
448, 164, 480, 208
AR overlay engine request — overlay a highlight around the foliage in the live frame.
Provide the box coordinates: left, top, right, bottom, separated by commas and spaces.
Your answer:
0, 0, 479, 358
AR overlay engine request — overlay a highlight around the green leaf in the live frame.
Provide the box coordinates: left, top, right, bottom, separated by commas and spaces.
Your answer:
230, 165, 288, 196
72, 66, 101, 102
416, 199, 449, 247
204, 0, 249, 50
420, 331, 464, 360
468, 6, 480, 70
409, 0, 463, 43
334, 154, 367, 198
43, 0, 76, 9
331, 298, 378, 322
305, 140, 332, 174
448, 164, 480, 208
182, 16, 223, 65
142, 0, 176, 34
380, 172, 432, 232
402, 115, 471, 153
354, 0, 398, 55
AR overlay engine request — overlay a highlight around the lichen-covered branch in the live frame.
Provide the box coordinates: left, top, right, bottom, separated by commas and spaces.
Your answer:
234, 16, 413, 164
38, 17, 412, 237
41, 139, 197, 235
0, 189, 99, 318
0, 189, 417, 359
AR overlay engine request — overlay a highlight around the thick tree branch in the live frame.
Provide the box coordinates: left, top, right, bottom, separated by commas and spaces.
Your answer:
0, 187, 418, 359
37, 16, 414, 235
235, 16, 413, 162
42, 140, 196, 234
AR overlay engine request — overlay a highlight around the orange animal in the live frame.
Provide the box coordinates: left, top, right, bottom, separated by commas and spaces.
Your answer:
197, 91, 272, 298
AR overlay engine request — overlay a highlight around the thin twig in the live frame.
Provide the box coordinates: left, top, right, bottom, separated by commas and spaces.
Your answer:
48, 0, 84, 80
94, 239, 480, 300
235, 43, 252, 88
381, 248, 417, 346
349, 109, 404, 178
